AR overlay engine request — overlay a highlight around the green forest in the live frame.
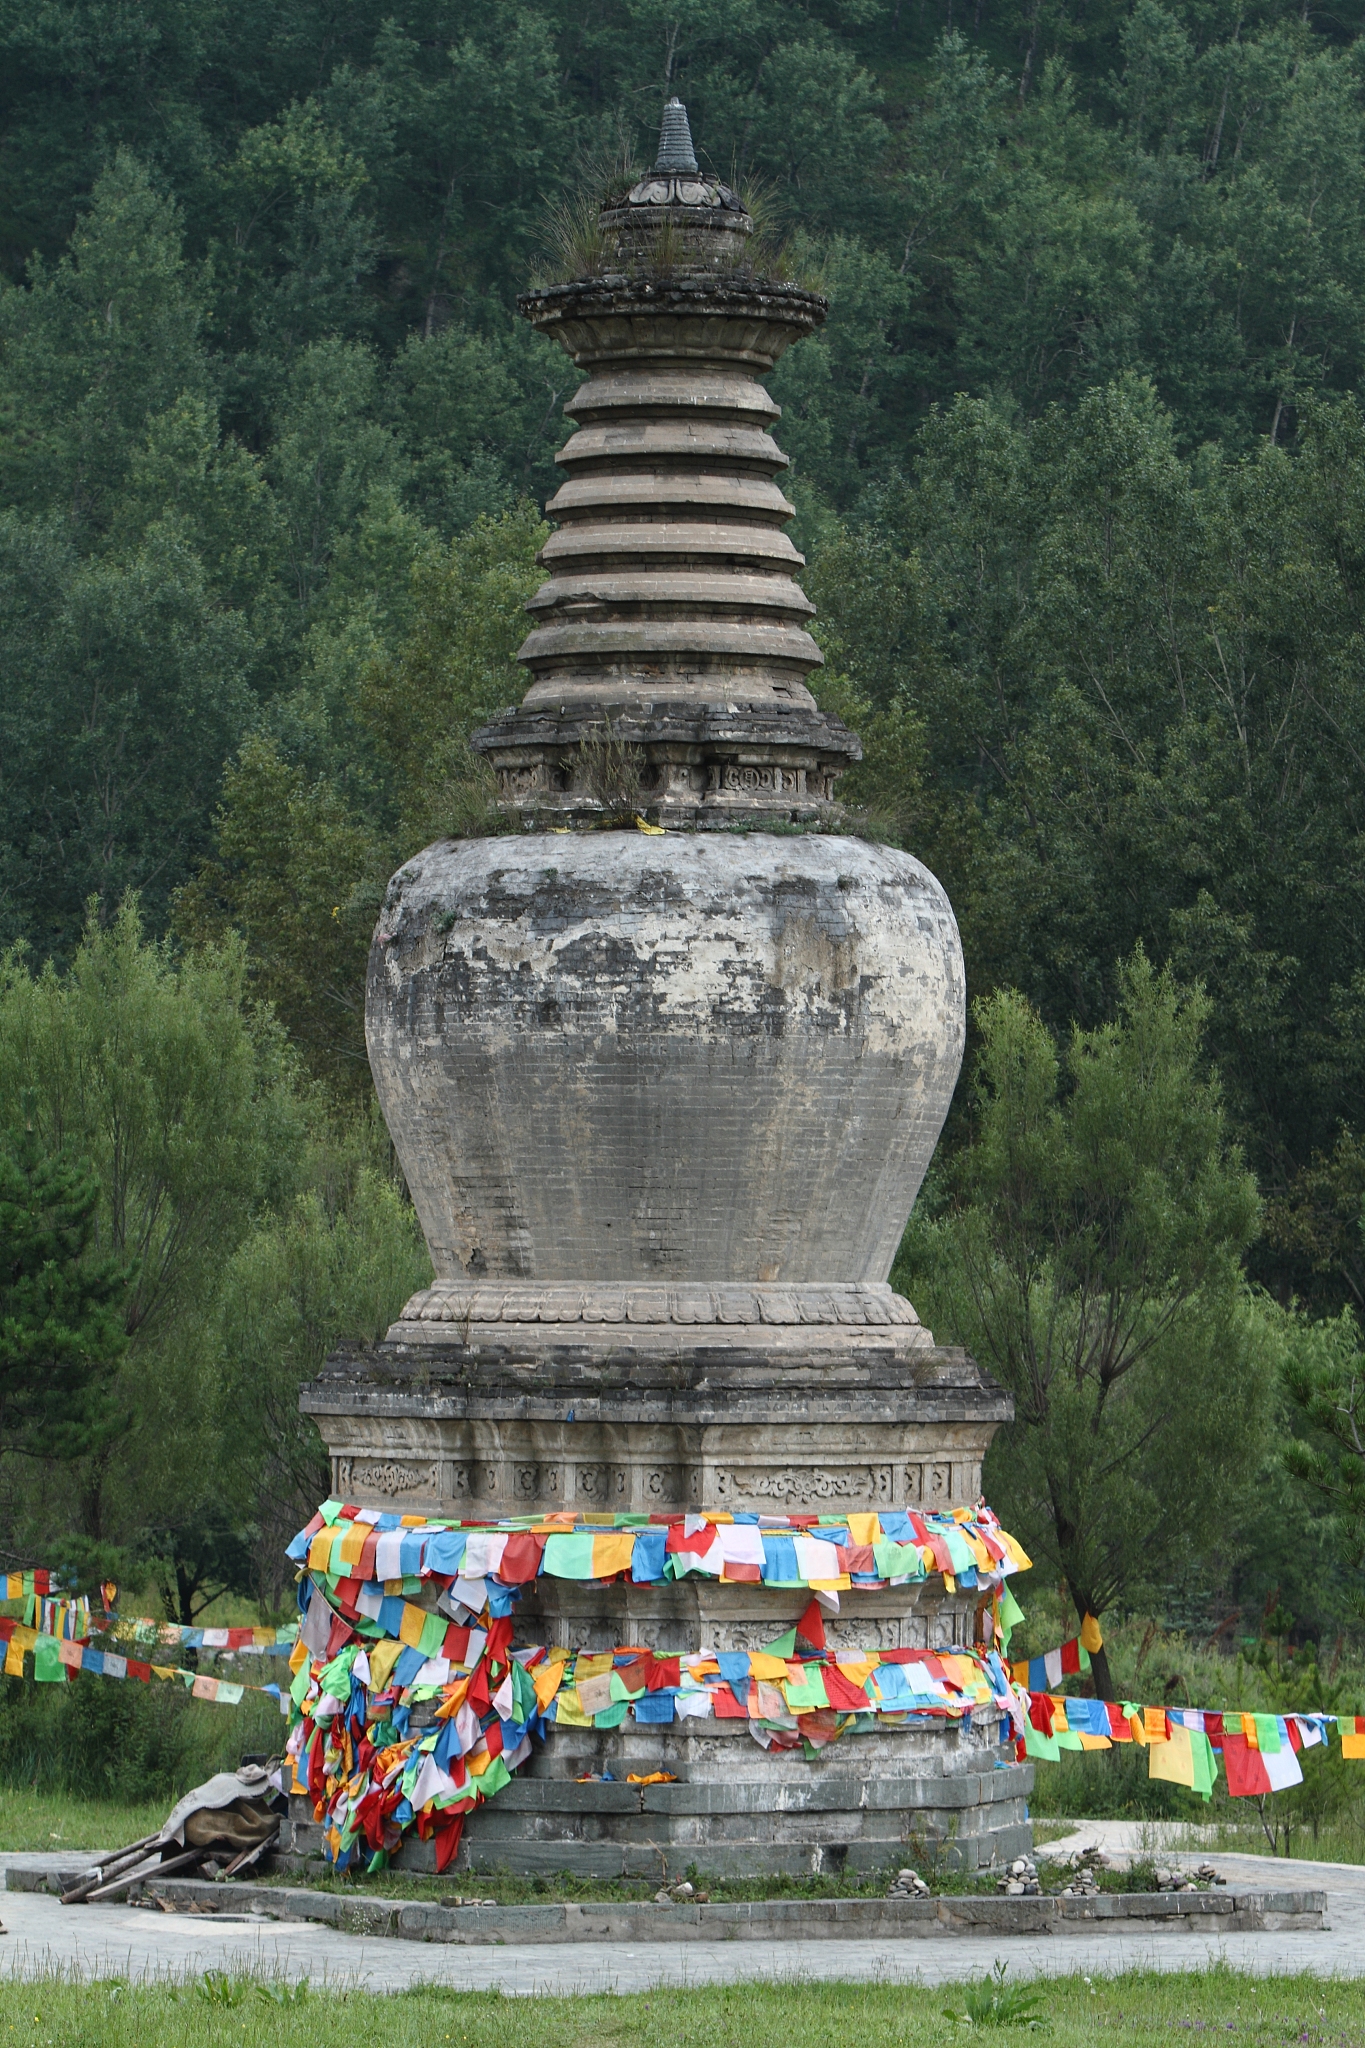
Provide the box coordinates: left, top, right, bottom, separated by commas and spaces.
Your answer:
3, 0, 1365, 1731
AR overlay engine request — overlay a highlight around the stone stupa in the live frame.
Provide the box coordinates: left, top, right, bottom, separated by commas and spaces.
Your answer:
301, 100, 1031, 1875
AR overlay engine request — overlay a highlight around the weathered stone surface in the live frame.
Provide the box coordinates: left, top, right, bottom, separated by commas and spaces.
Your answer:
473, 265, 853, 823
366, 832, 965, 1288
281, 1717, 1032, 1876
301, 102, 1016, 1884
137, 1870, 1329, 1943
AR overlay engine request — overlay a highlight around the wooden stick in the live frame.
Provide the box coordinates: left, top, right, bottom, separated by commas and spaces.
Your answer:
84, 1846, 204, 1902
220, 1823, 280, 1880
60, 1835, 165, 1905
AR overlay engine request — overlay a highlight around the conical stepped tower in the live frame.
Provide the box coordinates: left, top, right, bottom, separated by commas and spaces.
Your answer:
300, 100, 1032, 1876
471, 99, 859, 825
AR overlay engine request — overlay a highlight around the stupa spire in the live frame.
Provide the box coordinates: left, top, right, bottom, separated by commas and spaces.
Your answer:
654, 96, 698, 174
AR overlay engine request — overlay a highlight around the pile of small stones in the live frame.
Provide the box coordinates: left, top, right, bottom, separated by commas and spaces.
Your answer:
1153, 1862, 1225, 1891
654, 1879, 711, 1904
996, 1856, 1042, 1895
1058, 1846, 1111, 1898
886, 1867, 932, 1900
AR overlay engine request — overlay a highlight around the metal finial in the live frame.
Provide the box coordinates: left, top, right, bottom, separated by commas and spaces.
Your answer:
654, 97, 698, 175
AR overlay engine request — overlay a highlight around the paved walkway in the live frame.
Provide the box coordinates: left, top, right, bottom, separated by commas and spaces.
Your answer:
1, 1839, 1360, 1994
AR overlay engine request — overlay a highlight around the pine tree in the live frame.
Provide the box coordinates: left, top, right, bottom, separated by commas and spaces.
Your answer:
0, 1116, 135, 1463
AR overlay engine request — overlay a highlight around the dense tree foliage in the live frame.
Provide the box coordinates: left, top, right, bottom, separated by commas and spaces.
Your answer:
897, 952, 1271, 1693
0, 1119, 135, 1467
2, 0, 1365, 1637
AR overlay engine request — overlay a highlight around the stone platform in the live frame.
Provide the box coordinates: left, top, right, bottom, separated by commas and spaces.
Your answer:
283, 1718, 1032, 1878
72, 1868, 1327, 1943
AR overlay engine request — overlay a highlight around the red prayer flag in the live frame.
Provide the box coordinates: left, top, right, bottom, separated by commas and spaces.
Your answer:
823, 1666, 873, 1712
498, 1533, 545, 1583
1059, 1638, 1082, 1676
795, 1598, 827, 1653
1222, 1733, 1273, 1797
324, 1613, 355, 1659
434, 1811, 465, 1874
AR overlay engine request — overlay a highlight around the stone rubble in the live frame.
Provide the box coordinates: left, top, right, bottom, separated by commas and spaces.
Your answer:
1059, 1844, 1110, 1898
997, 1855, 1041, 1896
886, 1867, 932, 1899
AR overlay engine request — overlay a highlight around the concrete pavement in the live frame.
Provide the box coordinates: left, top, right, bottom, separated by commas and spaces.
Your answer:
1, 1837, 1361, 1993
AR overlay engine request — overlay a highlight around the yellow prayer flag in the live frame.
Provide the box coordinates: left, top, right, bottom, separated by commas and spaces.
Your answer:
1079, 1614, 1104, 1654
552, 1689, 592, 1727
590, 1533, 635, 1580
1144, 1707, 1169, 1743
368, 1639, 403, 1690
336, 1524, 368, 1569
846, 1514, 881, 1546
1128, 1710, 1148, 1747
1342, 1735, 1365, 1759
398, 1603, 428, 1649
289, 1637, 309, 1674
307, 1532, 332, 1571
1078, 1733, 1112, 1750
748, 1651, 792, 1681
1148, 1722, 1196, 1787
533, 1661, 566, 1711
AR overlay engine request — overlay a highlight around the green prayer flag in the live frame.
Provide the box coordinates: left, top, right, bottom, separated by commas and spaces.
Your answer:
1252, 1713, 1281, 1755
763, 1627, 798, 1658
783, 1668, 830, 1712
542, 1533, 597, 1579
478, 1755, 512, 1799
418, 1609, 447, 1659
997, 1584, 1026, 1651
1190, 1729, 1217, 1801
512, 1661, 540, 1720
873, 1540, 925, 1580
592, 1701, 629, 1728
1023, 1720, 1061, 1762
33, 1634, 64, 1683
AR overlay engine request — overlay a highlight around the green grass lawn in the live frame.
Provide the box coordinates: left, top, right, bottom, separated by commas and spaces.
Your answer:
0, 1787, 169, 1855
5, 1970, 1365, 2046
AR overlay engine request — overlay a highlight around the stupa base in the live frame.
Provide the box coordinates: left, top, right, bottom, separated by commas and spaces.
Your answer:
287, 1721, 1033, 1878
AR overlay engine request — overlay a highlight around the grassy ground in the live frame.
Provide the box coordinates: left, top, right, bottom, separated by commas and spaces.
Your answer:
0, 1787, 169, 1854
6, 1970, 1365, 2045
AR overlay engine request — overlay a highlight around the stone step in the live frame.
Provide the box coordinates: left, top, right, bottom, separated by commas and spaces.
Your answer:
111, 1873, 1329, 1945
